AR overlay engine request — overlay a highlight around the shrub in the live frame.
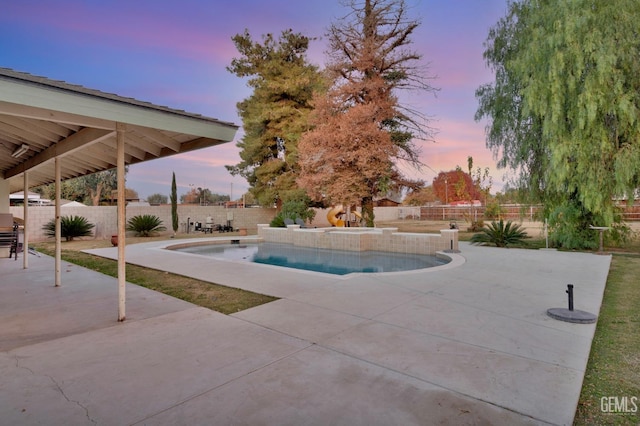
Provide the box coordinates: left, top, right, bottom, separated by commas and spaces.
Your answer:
126, 214, 166, 237
470, 219, 529, 247
484, 200, 503, 220
606, 221, 635, 247
270, 198, 316, 227
547, 201, 598, 250
467, 219, 484, 232
43, 215, 95, 241
270, 214, 286, 228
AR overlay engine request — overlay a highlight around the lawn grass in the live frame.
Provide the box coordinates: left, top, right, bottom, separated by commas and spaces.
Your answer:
32, 244, 277, 315
574, 253, 640, 425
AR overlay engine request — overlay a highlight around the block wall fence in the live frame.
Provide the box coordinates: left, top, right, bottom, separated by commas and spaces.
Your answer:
10, 205, 277, 242
9, 206, 406, 241
16, 202, 637, 242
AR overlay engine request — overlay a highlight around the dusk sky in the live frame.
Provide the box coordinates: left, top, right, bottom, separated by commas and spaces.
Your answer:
2, 0, 509, 201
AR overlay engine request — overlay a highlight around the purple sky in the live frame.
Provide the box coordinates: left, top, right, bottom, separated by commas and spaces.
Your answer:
2, 0, 508, 201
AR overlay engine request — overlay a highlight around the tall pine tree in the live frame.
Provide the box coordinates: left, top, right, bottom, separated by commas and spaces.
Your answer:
226, 29, 326, 207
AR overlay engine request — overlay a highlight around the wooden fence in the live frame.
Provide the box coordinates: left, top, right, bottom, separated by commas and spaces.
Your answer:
420, 203, 640, 222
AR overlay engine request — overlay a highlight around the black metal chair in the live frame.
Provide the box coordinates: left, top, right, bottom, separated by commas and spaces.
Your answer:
1, 224, 19, 260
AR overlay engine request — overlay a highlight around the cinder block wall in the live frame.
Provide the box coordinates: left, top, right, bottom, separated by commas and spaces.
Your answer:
312, 207, 401, 226
9, 205, 404, 242
10, 205, 277, 242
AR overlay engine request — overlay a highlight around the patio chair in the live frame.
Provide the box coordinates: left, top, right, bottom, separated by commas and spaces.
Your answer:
295, 218, 312, 228
203, 216, 217, 234
0, 224, 19, 260
284, 218, 295, 226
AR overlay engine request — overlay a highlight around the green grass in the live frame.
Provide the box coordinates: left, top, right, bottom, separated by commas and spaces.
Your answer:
33, 245, 277, 315
574, 254, 640, 425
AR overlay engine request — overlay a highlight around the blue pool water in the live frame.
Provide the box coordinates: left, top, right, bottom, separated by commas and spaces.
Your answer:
174, 242, 449, 275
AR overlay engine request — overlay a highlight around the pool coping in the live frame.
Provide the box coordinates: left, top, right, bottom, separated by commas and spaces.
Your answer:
158, 236, 466, 279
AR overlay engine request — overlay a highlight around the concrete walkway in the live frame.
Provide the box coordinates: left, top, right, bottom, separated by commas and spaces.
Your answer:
0, 239, 611, 425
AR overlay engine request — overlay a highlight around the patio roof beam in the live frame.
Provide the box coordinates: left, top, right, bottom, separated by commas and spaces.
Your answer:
4, 128, 114, 179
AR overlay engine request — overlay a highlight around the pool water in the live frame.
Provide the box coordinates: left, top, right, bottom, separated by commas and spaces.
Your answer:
174, 242, 449, 275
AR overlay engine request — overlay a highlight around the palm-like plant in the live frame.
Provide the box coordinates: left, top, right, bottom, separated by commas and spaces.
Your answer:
126, 214, 166, 237
470, 219, 529, 247
43, 215, 95, 241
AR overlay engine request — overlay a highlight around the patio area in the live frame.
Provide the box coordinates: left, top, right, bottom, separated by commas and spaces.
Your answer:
0, 240, 611, 425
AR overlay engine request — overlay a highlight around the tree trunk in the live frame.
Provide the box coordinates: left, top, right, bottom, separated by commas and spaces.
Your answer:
90, 183, 103, 206
361, 196, 375, 227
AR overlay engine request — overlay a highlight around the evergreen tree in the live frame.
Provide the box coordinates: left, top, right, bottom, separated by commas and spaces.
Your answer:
37, 168, 128, 205
147, 193, 168, 204
171, 172, 178, 235
226, 29, 326, 207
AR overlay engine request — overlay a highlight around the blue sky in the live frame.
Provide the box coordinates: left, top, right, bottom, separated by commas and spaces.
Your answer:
1, 0, 508, 200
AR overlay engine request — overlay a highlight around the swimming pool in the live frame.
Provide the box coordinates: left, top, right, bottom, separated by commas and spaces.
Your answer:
172, 242, 450, 275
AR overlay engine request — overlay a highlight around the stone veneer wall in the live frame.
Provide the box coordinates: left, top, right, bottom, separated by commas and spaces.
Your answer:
9, 205, 277, 242
257, 224, 458, 255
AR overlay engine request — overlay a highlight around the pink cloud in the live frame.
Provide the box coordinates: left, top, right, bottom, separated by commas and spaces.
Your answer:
400, 117, 506, 191
4, 0, 510, 197
7, 2, 239, 65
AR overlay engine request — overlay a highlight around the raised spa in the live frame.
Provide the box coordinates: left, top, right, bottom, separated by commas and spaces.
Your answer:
172, 242, 450, 275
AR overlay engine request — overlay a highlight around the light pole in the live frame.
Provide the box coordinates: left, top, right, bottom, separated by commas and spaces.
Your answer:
444, 177, 448, 205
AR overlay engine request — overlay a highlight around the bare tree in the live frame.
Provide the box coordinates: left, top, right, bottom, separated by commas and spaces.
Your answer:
298, 0, 436, 225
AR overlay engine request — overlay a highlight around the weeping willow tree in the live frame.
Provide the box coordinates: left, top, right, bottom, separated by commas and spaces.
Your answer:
476, 0, 640, 248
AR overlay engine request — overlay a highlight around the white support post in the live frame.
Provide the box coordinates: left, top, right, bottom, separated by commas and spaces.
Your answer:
23, 171, 28, 269
55, 158, 61, 287
117, 123, 126, 321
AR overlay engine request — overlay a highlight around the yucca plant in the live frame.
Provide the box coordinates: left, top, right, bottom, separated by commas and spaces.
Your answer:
470, 219, 529, 248
43, 215, 95, 241
126, 214, 166, 237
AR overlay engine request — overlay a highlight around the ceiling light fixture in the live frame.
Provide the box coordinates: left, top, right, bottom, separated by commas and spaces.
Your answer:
11, 144, 29, 158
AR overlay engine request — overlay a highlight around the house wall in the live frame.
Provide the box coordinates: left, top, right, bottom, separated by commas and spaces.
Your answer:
0, 180, 10, 257
0, 179, 9, 214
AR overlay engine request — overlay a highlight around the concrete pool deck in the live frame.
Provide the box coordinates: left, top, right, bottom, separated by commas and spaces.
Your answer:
0, 238, 611, 425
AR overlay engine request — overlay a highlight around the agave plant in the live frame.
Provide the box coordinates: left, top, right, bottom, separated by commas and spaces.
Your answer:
470, 219, 529, 248
126, 214, 166, 237
43, 215, 95, 241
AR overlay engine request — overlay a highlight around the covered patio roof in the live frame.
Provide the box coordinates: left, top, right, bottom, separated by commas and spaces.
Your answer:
1, 67, 239, 321
0, 67, 238, 192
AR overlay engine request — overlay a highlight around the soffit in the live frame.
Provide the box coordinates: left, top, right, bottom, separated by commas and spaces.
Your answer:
0, 68, 239, 193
